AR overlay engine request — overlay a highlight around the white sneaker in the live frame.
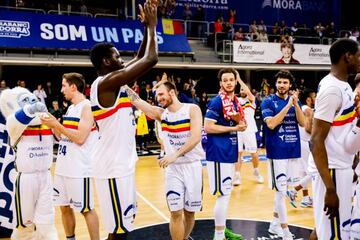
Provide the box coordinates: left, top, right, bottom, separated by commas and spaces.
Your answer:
233, 175, 241, 186
255, 174, 264, 183
282, 230, 294, 240
286, 189, 297, 208
268, 222, 283, 237
300, 196, 313, 208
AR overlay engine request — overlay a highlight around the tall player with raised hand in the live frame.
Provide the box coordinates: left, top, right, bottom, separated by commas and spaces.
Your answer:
89, 0, 158, 239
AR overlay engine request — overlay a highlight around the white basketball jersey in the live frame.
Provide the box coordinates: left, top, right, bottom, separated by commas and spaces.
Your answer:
55, 99, 98, 178
238, 97, 258, 132
161, 104, 204, 163
16, 125, 53, 172
299, 105, 311, 141
90, 77, 137, 178
308, 74, 357, 172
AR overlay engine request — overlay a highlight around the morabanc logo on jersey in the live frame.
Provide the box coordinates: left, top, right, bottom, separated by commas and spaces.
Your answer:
0, 20, 30, 38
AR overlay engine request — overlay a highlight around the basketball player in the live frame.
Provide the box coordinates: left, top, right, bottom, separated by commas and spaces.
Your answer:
261, 70, 305, 239
124, 81, 203, 240
0, 87, 58, 240
233, 74, 264, 185
309, 38, 360, 239
204, 68, 247, 240
40, 73, 100, 240
89, 0, 158, 239
291, 88, 316, 208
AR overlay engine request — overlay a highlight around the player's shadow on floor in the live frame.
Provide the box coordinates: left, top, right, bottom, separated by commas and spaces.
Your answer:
129, 219, 311, 240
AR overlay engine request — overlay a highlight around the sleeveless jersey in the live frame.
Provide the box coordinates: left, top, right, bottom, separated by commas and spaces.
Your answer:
161, 104, 204, 163
238, 97, 258, 133
16, 125, 53, 173
55, 99, 98, 178
308, 74, 357, 171
90, 77, 137, 178
299, 105, 311, 141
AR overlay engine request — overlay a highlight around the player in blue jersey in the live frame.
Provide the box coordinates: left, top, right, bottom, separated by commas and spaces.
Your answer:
204, 68, 247, 240
261, 70, 305, 240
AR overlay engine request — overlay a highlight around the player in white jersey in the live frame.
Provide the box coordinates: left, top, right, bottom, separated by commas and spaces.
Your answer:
309, 38, 360, 240
0, 87, 58, 240
290, 88, 316, 208
124, 81, 203, 240
40, 73, 100, 240
89, 1, 158, 239
233, 77, 264, 185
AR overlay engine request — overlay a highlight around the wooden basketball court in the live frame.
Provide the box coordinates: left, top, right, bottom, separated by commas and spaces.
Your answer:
54, 154, 314, 239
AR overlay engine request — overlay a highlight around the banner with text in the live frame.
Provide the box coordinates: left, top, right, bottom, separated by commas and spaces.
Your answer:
0, 10, 192, 52
233, 41, 330, 65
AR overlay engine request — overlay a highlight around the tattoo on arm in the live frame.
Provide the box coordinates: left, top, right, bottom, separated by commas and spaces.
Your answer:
125, 87, 141, 102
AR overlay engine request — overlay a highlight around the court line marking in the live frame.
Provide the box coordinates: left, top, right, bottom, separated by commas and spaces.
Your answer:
136, 191, 170, 222
134, 217, 313, 230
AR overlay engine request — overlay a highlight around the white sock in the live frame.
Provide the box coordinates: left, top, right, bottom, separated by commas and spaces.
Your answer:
214, 229, 225, 240
253, 168, 260, 176
272, 216, 280, 225
282, 227, 291, 235
214, 195, 230, 226
235, 171, 240, 178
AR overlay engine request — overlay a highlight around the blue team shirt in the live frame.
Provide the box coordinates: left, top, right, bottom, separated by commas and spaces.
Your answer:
204, 95, 238, 163
261, 94, 301, 159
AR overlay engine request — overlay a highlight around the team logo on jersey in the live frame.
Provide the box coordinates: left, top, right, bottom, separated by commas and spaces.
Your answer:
0, 20, 30, 38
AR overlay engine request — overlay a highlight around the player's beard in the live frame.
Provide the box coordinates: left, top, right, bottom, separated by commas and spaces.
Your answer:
277, 88, 288, 97
160, 97, 173, 108
223, 85, 235, 95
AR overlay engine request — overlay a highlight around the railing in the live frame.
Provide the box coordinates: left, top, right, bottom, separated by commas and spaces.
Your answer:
47, 10, 93, 17
0, 6, 45, 13
94, 13, 118, 18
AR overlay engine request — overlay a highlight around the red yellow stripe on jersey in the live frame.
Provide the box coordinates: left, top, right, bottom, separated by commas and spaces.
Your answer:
22, 125, 52, 136
161, 119, 190, 133
92, 97, 132, 121
332, 105, 358, 126
241, 102, 256, 110
63, 117, 96, 131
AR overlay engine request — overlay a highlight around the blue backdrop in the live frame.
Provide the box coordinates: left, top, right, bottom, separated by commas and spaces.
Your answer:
0, 10, 192, 52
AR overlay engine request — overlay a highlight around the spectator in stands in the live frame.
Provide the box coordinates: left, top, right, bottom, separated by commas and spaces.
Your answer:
189, 88, 200, 105
193, 5, 204, 37
80, 0, 87, 15
214, 17, 223, 33
223, 21, 233, 40
182, 4, 192, 36
33, 83, 47, 105
199, 91, 208, 117
131, 81, 140, 95
272, 21, 280, 35
234, 27, 245, 41
280, 20, 288, 35
17, 79, 26, 88
259, 30, 269, 42
325, 22, 337, 44
275, 42, 300, 64
140, 83, 154, 104
84, 83, 91, 99
314, 22, 325, 38
0, 80, 8, 93
228, 9, 236, 24
290, 22, 299, 35
288, 32, 295, 44
250, 27, 260, 42
44, 80, 55, 107
258, 20, 267, 33
49, 100, 63, 122
249, 20, 257, 33
165, 0, 176, 18
261, 78, 270, 96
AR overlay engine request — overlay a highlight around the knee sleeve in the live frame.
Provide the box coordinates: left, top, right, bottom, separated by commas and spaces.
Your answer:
34, 224, 58, 240
214, 195, 231, 227
275, 191, 287, 224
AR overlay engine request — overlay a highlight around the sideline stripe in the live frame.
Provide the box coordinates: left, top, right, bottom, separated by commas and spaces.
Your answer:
136, 191, 169, 222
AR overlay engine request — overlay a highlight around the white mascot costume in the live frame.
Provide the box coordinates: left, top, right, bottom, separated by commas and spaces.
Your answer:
0, 87, 58, 240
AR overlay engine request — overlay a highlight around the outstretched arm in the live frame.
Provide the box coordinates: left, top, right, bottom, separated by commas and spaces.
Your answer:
236, 71, 255, 103
124, 85, 163, 121
41, 104, 94, 145
98, 1, 159, 107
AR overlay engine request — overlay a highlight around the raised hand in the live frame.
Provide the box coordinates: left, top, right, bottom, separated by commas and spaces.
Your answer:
144, 0, 158, 27
138, 4, 147, 26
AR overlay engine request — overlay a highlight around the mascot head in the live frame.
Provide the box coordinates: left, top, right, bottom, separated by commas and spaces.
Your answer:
0, 87, 44, 125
